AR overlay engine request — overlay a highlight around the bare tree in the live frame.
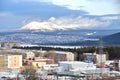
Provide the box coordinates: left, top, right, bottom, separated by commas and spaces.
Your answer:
20, 66, 37, 80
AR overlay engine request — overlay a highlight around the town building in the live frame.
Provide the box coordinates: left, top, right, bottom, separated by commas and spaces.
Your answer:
31, 61, 46, 70
0, 55, 22, 69
57, 61, 96, 72
96, 53, 107, 64
23, 57, 55, 69
83, 52, 107, 64
23, 51, 35, 59
53, 51, 74, 63
83, 52, 96, 63
43, 64, 58, 70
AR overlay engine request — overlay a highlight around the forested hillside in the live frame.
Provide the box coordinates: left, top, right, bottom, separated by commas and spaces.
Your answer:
103, 32, 120, 45
15, 46, 120, 60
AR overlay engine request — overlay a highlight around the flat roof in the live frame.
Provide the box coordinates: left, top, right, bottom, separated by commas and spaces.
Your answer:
59, 61, 92, 65
55, 51, 72, 54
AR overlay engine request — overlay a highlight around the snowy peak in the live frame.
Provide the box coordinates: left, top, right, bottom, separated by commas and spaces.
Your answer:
21, 21, 59, 32
20, 16, 111, 32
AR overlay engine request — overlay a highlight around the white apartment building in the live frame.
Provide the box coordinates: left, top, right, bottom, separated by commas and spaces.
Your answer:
83, 52, 107, 64
55, 51, 74, 61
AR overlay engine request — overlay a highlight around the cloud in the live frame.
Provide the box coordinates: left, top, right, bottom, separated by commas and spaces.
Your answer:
1, 0, 118, 16
0, 11, 119, 31
0, 0, 119, 30
114, 0, 120, 13
101, 16, 120, 20
51, 0, 84, 10
50, 16, 111, 29
21, 16, 112, 31
46, 0, 119, 15
0, 0, 88, 17
1, 0, 119, 17
0, 12, 30, 30
0, 12, 9, 16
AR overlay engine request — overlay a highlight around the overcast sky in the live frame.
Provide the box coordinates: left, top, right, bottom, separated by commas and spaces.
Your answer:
0, 0, 120, 31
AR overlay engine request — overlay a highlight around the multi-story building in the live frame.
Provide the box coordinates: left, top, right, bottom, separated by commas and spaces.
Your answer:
52, 51, 74, 63
44, 51, 74, 63
0, 55, 22, 69
0, 55, 6, 67
96, 54, 107, 64
83, 52, 107, 64
83, 53, 96, 63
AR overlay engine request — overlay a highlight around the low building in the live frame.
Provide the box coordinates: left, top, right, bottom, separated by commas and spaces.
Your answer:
23, 57, 54, 66
43, 64, 58, 70
0, 55, 22, 69
31, 61, 46, 70
57, 61, 96, 72
37, 50, 47, 57
24, 51, 35, 59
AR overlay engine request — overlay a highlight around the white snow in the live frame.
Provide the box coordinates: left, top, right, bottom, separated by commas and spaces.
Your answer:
20, 16, 110, 32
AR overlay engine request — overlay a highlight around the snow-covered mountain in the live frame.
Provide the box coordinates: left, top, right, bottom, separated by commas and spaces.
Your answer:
20, 21, 78, 32
21, 16, 111, 32
21, 21, 60, 32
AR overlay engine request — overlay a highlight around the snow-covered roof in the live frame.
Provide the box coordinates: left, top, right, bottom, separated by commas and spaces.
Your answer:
55, 51, 72, 54
59, 61, 92, 65
83, 53, 94, 55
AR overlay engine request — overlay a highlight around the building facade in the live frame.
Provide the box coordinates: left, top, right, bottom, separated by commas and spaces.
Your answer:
58, 61, 96, 72
55, 51, 74, 63
23, 57, 54, 66
31, 61, 46, 70
0, 55, 22, 69
83, 52, 107, 64
96, 54, 107, 64
24, 51, 35, 59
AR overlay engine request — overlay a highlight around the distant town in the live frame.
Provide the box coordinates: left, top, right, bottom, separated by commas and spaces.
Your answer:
0, 42, 120, 80
1, 0, 120, 80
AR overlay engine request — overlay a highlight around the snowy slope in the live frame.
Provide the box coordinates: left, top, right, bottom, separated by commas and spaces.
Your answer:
21, 21, 80, 32
21, 21, 60, 32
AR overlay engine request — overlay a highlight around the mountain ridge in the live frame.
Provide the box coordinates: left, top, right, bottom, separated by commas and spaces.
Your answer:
103, 32, 120, 45
21, 21, 79, 32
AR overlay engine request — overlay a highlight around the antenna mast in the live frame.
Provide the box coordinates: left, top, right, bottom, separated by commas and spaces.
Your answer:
99, 37, 103, 78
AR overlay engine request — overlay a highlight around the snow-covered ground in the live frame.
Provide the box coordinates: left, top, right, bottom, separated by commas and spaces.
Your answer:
0, 30, 119, 46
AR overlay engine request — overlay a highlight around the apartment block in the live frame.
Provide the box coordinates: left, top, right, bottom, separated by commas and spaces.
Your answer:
83, 52, 107, 64
55, 51, 74, 63
0, 55, 22, 69
96, 54, 107, 64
